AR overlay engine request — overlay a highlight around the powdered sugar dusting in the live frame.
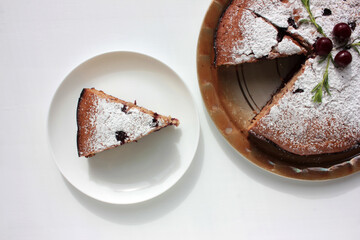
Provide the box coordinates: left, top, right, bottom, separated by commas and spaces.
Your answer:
245, 0, 360, 155
245, 0, 360, 46
290, 0, 360, 46
231, 10, 304, 64
85, 96, 164, 154
242, 0, 301, 28
233, 10, 278, 62
216, 7, 304, 65
253, 52, 360, 155
275, 36, 302, 55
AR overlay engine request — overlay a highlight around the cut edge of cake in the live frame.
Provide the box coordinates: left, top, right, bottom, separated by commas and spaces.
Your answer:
246, 55, 360, 156
246, 60, 311, 155
247, 61, 309, 134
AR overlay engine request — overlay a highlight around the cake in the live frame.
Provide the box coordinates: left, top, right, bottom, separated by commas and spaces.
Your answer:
215, 3, 308, 66
215, 0, 360, 156
77, 88, 180, 158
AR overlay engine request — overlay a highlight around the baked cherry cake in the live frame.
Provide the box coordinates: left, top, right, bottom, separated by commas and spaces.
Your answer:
215, 0, 360, 156
77, 88, 179, 158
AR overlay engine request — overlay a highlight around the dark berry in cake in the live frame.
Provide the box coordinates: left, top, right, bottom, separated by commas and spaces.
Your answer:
315, 37, 333, 56
293, 89, 304, 94
334, 50, 352, 67
348, 21, 356, 31
287, 17, 297, 28
115, 131, 128, 144
333, 23, 352, 41
121, 105, 128, 113
322, 8, 332, 16
150, 118, 159, 127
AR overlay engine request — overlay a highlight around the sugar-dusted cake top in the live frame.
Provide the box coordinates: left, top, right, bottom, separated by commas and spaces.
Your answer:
216, 0, 360, 66
215, 6, 306, 66
249, 55, 360, 155
243, 0, 360, 46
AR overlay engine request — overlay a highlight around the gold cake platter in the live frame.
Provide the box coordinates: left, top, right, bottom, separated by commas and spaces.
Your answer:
196, 0, 360, 180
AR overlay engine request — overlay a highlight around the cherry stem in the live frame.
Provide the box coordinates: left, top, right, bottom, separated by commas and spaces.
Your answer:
335, 39, 360, 50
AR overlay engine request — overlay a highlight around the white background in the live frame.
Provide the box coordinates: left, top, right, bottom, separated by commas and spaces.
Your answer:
1, 0, 360, 239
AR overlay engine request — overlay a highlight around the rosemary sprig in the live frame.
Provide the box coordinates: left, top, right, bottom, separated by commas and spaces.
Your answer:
336, 38, 360, 50
301, 0, 332, 102
351, 45, 360, 54
300, 1, 359, 103
350, 41, 360, 54
300, 0, 326, 37
311, 54, 331, 103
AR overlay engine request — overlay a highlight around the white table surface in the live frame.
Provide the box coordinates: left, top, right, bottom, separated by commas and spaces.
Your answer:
1, 0, 360, 239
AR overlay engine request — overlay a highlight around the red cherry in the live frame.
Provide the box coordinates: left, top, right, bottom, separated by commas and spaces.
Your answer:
315, 37, 333, 56
334, 50, 352, 67
333, 23, 352, 41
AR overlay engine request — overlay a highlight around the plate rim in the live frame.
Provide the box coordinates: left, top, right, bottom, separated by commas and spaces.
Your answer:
47, 50, 200, 204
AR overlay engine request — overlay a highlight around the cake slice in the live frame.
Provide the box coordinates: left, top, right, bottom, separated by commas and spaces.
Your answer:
247, 56, 360, 156
215, 6, 307, 66
230, 0, 360, 48
77, 88, 180, 158
215, 0, 360, 67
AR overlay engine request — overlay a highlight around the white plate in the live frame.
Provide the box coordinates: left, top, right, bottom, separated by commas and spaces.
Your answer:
47, 51, 200, 204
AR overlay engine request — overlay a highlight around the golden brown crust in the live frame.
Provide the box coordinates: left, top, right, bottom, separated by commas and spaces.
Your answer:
77, 89, 98, 157
215, 3, 247, 66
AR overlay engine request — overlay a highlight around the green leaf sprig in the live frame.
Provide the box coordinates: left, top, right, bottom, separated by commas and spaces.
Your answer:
300, 1, 359, 103
336, 37, 360, 52
300, 0, 330, 102
351, 44, 360, 54
300, 0, 326, 37
349, 40, 360, 54
311, 54, 332, 103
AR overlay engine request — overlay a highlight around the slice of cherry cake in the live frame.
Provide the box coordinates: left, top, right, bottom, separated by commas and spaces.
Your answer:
77, 88, 180, 158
